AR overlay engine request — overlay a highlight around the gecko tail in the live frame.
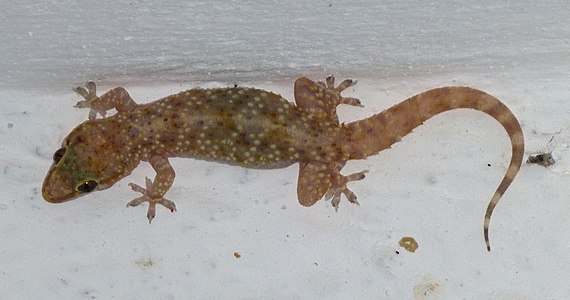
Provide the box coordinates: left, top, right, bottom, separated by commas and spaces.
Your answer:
346, 86, 524, 251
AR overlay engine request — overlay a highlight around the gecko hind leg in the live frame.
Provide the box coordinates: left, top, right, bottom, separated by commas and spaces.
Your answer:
297, 161, 368, 210
325, 162, 369, 211
319, 75, 363, 107
294, 76, 362, 124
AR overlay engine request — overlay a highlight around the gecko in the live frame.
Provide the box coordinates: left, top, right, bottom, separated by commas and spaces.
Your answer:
42, 76, 524, 251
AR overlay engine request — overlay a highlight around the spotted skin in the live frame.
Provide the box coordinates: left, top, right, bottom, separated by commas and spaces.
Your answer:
42, 76, 524, 251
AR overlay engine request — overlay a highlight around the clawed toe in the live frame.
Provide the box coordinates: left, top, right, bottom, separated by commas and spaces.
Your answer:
323, 75, 357, 92
346, 170, 368, 181
334, 78, 357, 92
326, 188, 360, 212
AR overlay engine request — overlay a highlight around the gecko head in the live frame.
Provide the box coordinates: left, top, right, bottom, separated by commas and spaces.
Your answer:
42, 121, 137, 203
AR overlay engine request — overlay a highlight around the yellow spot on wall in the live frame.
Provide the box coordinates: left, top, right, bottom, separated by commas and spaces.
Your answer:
399, 237, 419, 253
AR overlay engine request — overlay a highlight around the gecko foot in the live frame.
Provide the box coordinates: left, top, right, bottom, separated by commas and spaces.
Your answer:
319, 75, 363, 107
127, 177, 177, 223
325, 169, 369, 211
73, 81, 106, 120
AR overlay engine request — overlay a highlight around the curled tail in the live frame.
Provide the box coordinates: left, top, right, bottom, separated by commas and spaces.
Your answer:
346, 86, 524, 251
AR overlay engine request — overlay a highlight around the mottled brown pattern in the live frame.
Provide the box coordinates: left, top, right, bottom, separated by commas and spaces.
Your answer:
43, 76, 523, 250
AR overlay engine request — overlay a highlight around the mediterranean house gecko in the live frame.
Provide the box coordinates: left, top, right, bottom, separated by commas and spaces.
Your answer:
42, 76, 524, 251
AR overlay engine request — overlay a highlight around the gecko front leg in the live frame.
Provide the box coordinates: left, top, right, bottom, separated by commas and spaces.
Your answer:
73, 81, 138, 120
127, 156, 177, 223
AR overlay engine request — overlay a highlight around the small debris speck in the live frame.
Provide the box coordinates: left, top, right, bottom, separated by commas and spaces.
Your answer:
135, 258, 156, 269
234, 252, 241, 258
527, 152, 555, 167
399, 236, 419, 253
7, 123, 13, 128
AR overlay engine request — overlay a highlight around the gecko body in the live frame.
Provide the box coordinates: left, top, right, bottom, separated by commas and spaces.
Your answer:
42, 76, 524, 251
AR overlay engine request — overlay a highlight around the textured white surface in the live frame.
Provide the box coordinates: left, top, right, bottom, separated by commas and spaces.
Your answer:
1, 1, 569, 299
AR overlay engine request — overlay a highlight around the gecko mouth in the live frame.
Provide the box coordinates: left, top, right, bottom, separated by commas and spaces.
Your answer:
42, 183, 78, 203
41, 171, 79, 203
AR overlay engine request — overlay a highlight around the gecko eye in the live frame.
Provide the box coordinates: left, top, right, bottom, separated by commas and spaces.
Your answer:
76, 180, 98, 193
53, 147, 66, 164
